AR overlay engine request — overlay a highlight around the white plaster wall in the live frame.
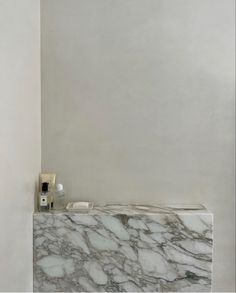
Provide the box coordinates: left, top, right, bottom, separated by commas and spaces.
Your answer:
41, 0, 235, 291
0, 0, 41, 291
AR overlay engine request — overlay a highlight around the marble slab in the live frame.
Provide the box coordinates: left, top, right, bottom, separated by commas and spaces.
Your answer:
33, 204, 213, 292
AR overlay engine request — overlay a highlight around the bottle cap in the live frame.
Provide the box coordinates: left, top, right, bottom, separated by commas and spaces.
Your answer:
42, 182, 49, 192
56, 183, 63, 191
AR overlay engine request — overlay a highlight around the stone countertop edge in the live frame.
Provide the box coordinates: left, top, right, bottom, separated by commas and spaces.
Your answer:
33, 203, 213, 215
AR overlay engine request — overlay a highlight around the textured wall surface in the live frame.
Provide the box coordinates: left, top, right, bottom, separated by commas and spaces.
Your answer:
0, 0, 41, 291
41, 0, 235, 291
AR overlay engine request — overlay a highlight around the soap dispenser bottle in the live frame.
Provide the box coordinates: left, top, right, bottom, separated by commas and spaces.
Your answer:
39, 182, 50, 212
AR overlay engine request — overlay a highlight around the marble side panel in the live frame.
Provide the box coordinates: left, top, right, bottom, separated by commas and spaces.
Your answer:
33, 205, 213, 292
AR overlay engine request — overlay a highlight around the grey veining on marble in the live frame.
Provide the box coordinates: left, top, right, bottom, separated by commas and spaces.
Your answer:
33, 204, 213, 292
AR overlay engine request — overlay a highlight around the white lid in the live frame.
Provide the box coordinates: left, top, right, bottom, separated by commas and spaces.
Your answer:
56, 183, 63, 191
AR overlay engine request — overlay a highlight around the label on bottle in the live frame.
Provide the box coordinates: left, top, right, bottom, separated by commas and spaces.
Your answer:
40, 195, 48, 206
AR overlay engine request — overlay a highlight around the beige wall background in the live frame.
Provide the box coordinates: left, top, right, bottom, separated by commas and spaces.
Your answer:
0, 0, 41, 291
41, 0, 235, 291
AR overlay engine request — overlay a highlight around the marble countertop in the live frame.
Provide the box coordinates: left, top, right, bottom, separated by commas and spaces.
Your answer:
34, 203, 211, 216
33, 203, 213, 292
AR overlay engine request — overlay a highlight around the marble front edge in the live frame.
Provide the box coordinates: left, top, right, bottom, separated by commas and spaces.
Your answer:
33, 205, 213, 292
